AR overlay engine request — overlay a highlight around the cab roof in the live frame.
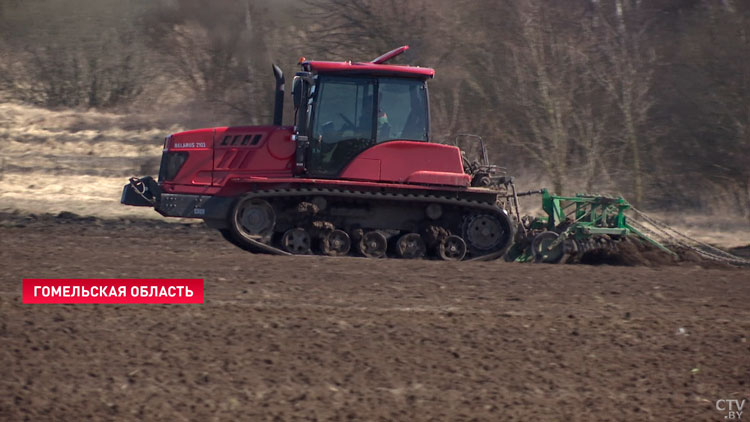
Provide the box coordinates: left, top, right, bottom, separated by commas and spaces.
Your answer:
300, 46, 434, 79
303, 61, 435, 79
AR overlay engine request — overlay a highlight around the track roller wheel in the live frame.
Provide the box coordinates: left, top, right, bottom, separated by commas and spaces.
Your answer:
359, 231, 388, 258
282, 228, 311, 254
396, 233, 426, 259
438, 235, 467, 261
531, 231, 565, 263
319, 229, 351, 257
230, 197, 275, 244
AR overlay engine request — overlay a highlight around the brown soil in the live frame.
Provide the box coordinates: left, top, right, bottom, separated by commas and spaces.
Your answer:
579, 237, 681, 267
579, 237, 743, 269
1, 212, 749, 421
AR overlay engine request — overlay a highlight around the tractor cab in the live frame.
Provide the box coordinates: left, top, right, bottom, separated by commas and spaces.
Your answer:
288, 46, 434, 178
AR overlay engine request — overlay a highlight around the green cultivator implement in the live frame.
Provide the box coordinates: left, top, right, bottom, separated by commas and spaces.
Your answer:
506, 189, 676, 264
455, 134, 748, 266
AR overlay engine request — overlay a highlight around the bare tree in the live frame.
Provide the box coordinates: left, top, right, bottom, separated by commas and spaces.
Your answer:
700, 1, 750, 219
302, 0, 437, 62
490, 1, 615, 194
589, 0, 656, 205
142, 0, 277, 123
0, 3, 147, 109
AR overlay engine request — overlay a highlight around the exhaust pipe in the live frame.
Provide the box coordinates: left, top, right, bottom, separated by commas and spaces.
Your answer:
272, 64, 284, 126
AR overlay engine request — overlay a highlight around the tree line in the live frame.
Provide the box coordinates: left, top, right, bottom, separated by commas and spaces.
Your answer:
0, 0, 748, 215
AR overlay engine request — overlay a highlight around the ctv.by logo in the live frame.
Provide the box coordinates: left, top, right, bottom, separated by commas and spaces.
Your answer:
716, 399, 746, 420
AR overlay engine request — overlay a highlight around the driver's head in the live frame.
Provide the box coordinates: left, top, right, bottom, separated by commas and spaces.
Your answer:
378, 110, 389, 126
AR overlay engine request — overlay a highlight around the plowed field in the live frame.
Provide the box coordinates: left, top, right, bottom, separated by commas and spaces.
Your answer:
1, 213, 749, 421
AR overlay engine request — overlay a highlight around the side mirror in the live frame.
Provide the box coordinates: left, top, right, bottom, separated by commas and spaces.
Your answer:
292, 71, 312, 110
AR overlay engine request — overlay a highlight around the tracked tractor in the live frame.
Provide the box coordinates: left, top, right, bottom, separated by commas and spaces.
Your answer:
122, 46, 515, 260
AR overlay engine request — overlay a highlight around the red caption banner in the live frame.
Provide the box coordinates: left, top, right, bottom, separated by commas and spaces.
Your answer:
22, 279, 204, 304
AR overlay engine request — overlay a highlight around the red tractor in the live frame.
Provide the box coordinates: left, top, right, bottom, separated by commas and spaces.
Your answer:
122, 46, 514, 260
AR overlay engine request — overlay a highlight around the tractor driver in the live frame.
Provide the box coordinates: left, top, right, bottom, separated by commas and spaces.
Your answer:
377, 107, 391, 141
358, 93, 391, 142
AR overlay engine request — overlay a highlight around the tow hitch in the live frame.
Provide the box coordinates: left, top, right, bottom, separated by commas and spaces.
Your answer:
121, 176, 161, 207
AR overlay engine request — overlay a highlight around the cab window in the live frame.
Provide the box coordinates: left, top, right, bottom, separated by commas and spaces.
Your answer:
310, 76, 375, 175
377, 78, 428, 142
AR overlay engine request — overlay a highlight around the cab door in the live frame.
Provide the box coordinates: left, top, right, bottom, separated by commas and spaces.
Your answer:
307, 76, 376, 177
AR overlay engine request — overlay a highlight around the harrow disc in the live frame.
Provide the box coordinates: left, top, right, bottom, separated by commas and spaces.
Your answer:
531, 231, 565, 263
